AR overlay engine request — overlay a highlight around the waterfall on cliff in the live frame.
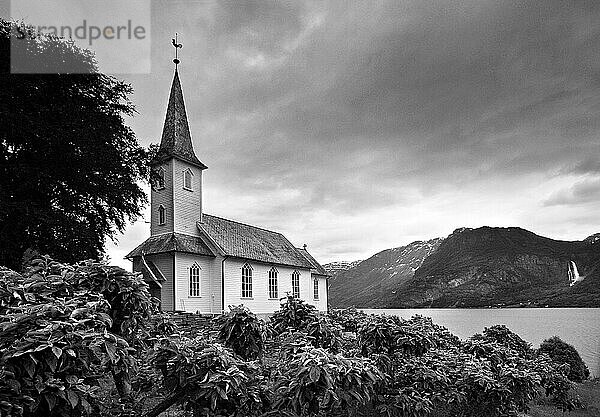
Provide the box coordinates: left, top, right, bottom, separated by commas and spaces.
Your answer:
568, 261, 584, 286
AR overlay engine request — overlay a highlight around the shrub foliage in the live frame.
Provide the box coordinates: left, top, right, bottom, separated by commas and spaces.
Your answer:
0, 257, 157, 416
538, 336, 590, 382
0, 262, 585, 417
217, 305, 269, 360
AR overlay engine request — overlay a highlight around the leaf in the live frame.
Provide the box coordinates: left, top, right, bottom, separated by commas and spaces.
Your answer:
67, 390, 79, 408
104, 340, 117, 362
309, 366, 321, 383
70, 307, 89, 319
7, 379, 21, 394
97, 312, 113, 327
45, 393, 57, 411
46, 354, 58, 372
23, 357, 36, 378
80, 397, 91, 414
52, 346, 63, 359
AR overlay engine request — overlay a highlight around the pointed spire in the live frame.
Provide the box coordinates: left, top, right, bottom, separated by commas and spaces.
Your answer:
151, 70, 207, 169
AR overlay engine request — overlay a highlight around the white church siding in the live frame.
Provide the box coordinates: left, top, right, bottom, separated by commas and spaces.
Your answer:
222, 258, 320, 313
311, 275, 328, 311
174, 252, 221, 314
172, 159, 202, 236
154, 254, 175, 311
150, 160, 174, 236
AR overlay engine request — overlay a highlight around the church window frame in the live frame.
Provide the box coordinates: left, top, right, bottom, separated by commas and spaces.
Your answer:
189, 263, 201, 297
158, 205, 166, 226
154, 167, 166, 190
291, 270, 300, 299
183, 168, 193, 191
268, 267, 278, 299
241, 263, 253, 298
313, 278, 319, 300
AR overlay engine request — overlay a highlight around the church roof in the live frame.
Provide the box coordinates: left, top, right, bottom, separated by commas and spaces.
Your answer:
125, 232, 214, 258
151, 70, 207, 169
297, 247, 329, 276
198, 214, 314, 269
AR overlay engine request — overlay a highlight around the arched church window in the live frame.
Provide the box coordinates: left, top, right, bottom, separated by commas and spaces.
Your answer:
241, 263, 253, 298
268, 267, 278, 299
189, 263, 201, 297
183, 168, 193, 191
291, 270, 300, 299
158, 205, 166, 225
313, 278, 319, 300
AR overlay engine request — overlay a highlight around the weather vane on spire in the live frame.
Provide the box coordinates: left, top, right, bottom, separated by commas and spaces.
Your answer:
172, 33, 182, 68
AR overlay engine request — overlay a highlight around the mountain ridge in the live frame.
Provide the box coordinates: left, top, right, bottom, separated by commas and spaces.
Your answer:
329, 227, 600, 308
328, 238, 443, 308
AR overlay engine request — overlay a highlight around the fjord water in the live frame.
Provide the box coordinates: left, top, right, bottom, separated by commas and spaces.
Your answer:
362, 308, 600, 378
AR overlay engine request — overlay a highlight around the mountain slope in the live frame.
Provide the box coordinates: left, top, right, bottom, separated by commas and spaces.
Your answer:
329, 239, 442, 308
329, 227, 600, 308
323, 260, 362, 278
392, 227, 600, 307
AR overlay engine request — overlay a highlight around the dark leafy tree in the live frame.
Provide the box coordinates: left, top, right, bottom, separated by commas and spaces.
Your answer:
0, 19, 149, 269
538, 336, 590, 382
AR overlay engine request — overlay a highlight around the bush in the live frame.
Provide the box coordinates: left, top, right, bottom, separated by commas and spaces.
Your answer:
471, 325, 533, 358
329, 307, 368, 332
305, 316, 342, 352
538, 336, 590, 382
358, 315, 437, 357
0, 257, 155, 416
217, 305, 269, 360
151, 312, 179, 339
0, 259, 582, 417
149, 337, 271, 417
270, 296, 319, 333
273, 346, 384, 416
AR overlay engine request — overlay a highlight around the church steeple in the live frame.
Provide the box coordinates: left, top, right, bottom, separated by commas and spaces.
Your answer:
151, 69, 207, 170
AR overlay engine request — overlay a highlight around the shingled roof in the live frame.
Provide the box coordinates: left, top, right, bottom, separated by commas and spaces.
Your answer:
126, 232, 214, 258
150, 70, 207, 169
198, 214, 314, 269
298, 247, 329, 276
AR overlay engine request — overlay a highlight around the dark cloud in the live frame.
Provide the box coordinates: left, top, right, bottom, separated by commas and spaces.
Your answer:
107, 1, 600, 266
189, 1, 600, 190
544, 178, 600, 206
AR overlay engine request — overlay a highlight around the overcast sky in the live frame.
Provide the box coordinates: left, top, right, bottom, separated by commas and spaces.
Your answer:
104, 0, 600, 269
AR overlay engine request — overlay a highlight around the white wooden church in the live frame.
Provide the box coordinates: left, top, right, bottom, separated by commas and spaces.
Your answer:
127, 67, 329, 314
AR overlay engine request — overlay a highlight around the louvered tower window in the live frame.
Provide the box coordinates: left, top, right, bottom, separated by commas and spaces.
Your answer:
158, 205, 166, 225
183, 169, 193, 191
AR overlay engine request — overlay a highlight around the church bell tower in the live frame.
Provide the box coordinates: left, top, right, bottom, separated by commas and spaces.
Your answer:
149, 36, 207, 237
